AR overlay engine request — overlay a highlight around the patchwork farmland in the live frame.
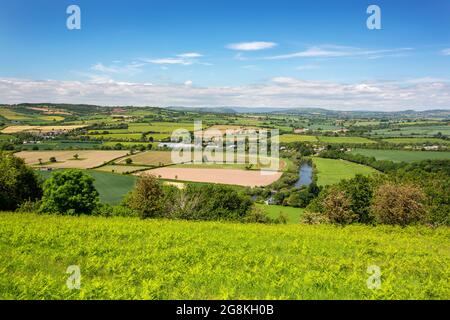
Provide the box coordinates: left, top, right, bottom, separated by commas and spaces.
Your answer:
1, 103, 449, 301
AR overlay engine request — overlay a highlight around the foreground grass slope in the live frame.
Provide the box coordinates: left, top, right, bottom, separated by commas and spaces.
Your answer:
1, 213, 448, 299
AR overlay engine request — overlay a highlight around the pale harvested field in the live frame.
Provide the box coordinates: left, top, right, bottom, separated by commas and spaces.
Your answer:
118, 151, 185, 166
27, 107, 72, 115
1, 125, 86, 134
202, 125, 262, 138
15, 150, 128, 169
139, 167, 282, 187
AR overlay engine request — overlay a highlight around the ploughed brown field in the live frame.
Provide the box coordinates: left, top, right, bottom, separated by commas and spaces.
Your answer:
15, 150, 128, 169
139, 167, 282, 187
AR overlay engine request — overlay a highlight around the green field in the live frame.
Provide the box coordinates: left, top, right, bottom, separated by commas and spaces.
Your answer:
95, 165, 150, 174
0, 107, 31, 120
256, 204, 304, 224
89, 122, 198, 134
279, 134, 318, 143
382, 137, 450, 145
0, 213, 448, 299
312, 158, 379, 186
371, 125, 450, 137
38, 115, 65, 121
350, 148, 450, 162
19, 142, 102, 150
317, 136, 376, 144
38, 170, 136, 205
0, 134, 14, 141
102, 141, 158, 149
87, 133, 170, 141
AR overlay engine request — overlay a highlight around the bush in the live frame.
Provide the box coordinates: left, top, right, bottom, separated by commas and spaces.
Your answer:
16, 200, 41, 213
274, 212, 288, 224
322, 187, 358, 225
39, 170, 99, 215
371, 182, 427, 226
163, 184, 253, 221
301, 211, 329, 224
127, 174, 164, 219
244, 206, 272, 223
0, 152, 42, 211
244, 206, 287, 224
95, 203, 138, 217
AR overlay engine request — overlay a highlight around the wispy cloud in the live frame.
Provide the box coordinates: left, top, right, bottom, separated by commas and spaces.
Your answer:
265, 45, 412, 60
227, 41, 277, 51
145, 58, 194, 65
177, 52, 203, 58
144, 52, 209, 66
441, 48, 450, 56
2, 76, 448, 111
91, 62, 145, 75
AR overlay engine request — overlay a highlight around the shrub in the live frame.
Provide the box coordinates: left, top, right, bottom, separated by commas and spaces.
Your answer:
0, 152, 42, 211
301, 211, 329, 224
274, 212, 288, 224
244, 206, 272, 223
39, 170, 99, 215
322, 187, 358, 225
371, 182, 427, 226
95, 203, 138, 217
127, 174, 164, 219
16, 200, 41, 213
125, 158, 133, 165
164, 184, 253, 221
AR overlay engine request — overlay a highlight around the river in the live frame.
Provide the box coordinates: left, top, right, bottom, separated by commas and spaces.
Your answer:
294, 163, 313, 188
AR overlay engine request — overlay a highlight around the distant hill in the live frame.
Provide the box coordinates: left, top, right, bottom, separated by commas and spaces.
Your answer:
2, 103, 449, 119
167, 106, 450, 119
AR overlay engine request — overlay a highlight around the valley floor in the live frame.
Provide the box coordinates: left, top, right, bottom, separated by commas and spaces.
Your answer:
0, 213, 449, 300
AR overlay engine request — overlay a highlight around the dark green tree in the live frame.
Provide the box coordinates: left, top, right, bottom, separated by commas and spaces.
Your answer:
39, 170, 99, 215
0, 152, 42, 211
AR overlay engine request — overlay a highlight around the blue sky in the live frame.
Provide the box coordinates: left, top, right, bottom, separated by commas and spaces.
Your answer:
0, 0, 449, 110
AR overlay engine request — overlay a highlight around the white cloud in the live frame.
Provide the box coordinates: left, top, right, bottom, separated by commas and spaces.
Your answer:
227, 41, 277, 51
441, 48, 450, 56
144, 53, 209, 66
265, 45, 412, 60
91, 62, 144, 75
1, 76, 449, 111
145, 58, 193, 65
177, 52, 203, 58
184, 80, 193, 86
296, 64, 319, 71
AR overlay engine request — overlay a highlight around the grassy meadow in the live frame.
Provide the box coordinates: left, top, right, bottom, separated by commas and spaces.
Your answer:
279, 134, 318, 143
256, 204, 304, 224
0, 213, 448, 300
317, 136, 376, 144
381, 137, 450, 145
312, 158, 379, 186
350, 148, 450, 162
